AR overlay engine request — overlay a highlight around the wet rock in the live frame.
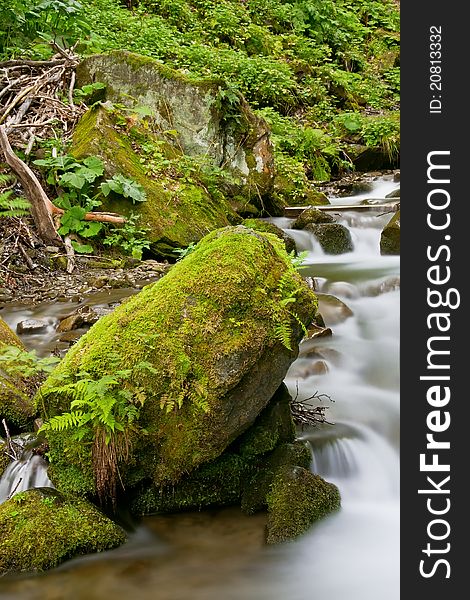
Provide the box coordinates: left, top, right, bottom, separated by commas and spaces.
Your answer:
304, 223, 354, 254
305, 323, 332, 340
380, 210, 400, 255
364, 276, 400, 296
16, 319, 48, 334
385, 187, 400, 198
316, 293, 353, 326
265, 465, 340, 544
309, 360, 329, 375
291, 208, 335, 230
0, 488, 126, 574
323, 281, 359, 300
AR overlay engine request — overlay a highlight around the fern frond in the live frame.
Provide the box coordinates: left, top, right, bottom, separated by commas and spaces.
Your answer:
274, 319, 293, 351
0, 191, 30, 218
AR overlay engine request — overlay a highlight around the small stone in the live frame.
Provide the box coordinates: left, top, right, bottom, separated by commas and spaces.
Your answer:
16, 319, 48, 334
45, 246, 60, 253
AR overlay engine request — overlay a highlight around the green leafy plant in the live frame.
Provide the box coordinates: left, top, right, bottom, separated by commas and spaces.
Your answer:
103, 214, 151, 260
0, 345, 60, 379
33, 153, 146, 250
0, 174, 30, 218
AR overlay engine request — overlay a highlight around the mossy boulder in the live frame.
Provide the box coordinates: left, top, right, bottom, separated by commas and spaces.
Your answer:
347, 144, 399, 171
76, 51, 276, 213
0, 488, 126, 575
265, 465, 341, 544
305, 223, 354, 254
39, 226, 317, 500
70, 104, 240, 258
243, 218, 296, 254
0, 318, 36, 431
129, 383, 296, 514
380, 210, 400, 255
291, 208, 335, 230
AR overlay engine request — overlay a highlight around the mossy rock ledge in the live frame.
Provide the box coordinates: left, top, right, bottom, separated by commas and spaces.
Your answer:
0, 317, 36, 431
380, 210, 400, 255
304, 223, 354, 255
70, 104, 240, 259
0, 488, 126, 575
76, 51, 276, 215
39, 226, 318, 500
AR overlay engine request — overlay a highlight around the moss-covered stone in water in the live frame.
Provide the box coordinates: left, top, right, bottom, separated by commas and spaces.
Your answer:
266, 465, 341, 544
0, 318, 36, 431
241, 441, 312, 515
39, 226, 318, 498
380, 210, 400, 255
243, 219, 297, 254
129, 383, 297, 515
291, 207, 335, 230
304, 223, 354, 254
0, 488, 126, 574
70, 105, 240, 258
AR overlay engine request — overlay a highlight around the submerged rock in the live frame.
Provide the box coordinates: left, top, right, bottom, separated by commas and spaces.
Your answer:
380, 210, 400, 255
265, 465, 341, 544
0, 488, 126, 574
39, 226, 317, 500
316, 293, 354, 326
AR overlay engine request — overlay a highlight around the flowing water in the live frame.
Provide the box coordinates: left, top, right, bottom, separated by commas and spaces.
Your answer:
0, 176, 399, 599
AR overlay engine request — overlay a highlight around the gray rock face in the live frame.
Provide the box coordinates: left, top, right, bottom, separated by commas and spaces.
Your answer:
76, 51, 275, 209
16, 319, 48, 334
380, 210, 400, 255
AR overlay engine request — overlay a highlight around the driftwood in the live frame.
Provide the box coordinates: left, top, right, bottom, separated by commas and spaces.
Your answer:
284, 201, 400, 218
0, 124, 62, 244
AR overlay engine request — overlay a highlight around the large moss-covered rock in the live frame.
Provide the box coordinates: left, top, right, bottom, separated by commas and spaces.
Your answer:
76, 51, 276, 213
305, 223, 354, 254
266, 465, 341, 544
0, 488, 126, 574
0, 318, 36, 431
70, 105, 240, 258
39, 226, 317, 499
380, 210, 400, 255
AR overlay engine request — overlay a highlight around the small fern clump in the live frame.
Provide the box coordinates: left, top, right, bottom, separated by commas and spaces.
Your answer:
39, 369, 147, 508
0, 174, 30, 218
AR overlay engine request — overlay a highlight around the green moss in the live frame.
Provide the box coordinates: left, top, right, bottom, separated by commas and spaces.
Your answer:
243, 219, 296, 254
70, 105, 239, 258
241, 440, 311, 515
380, 210, 400, 255
0, 488, 126, 574
0, 317, 24, 350
266, 465, 341, 544
39, 226, 317, 498
0, 321, 36, 431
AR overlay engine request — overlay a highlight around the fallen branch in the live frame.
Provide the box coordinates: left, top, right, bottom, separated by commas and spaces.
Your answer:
0, 124, 62, 244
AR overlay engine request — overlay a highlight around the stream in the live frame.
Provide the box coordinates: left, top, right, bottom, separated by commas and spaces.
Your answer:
0, 177, 400, 599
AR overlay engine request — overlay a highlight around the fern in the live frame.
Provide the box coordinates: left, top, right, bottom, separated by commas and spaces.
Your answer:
0, 190, 30, 218
274, 318, 294, 351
